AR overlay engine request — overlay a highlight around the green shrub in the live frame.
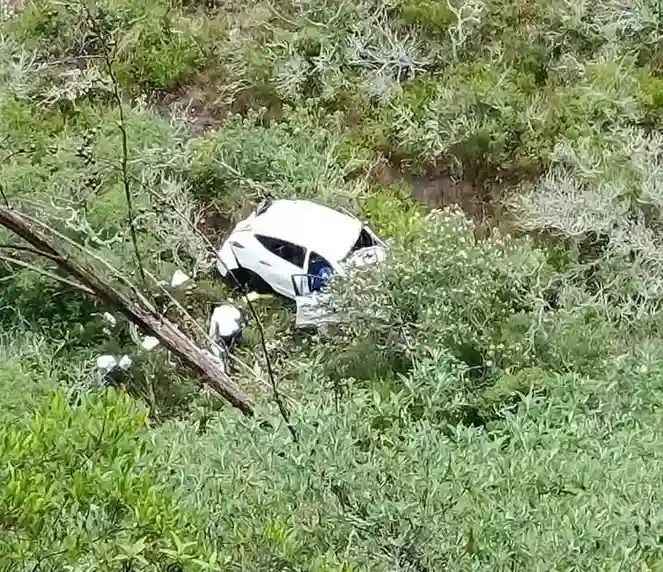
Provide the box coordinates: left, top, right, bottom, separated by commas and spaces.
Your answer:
384, 62, 538, 174
0, 389, 214, 569
638, 71, 663, 126
113, 17, 205, 91
185, 107, 362, 214
153, 349, 663, 570
359, 181, 427, 238
0, 336, 59, 424
323, 207, 553, 375
394, 0, 453, 40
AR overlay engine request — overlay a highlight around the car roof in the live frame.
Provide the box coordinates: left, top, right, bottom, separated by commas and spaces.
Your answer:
241, 199, 363, 263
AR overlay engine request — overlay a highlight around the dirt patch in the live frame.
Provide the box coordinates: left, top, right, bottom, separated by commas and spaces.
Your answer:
152, 72, 283, 134
410, 175, 493, 218
371, 160, 542, 236
153, 83, 228, 133
412, 175, 507, 238
372, 163, 502, 233
198, 203, 231, 244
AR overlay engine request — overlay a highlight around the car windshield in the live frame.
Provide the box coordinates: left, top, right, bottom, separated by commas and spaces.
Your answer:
346, 227, 375, 257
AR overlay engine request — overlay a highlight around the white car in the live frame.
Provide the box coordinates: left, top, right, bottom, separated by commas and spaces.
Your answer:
216, 199, 386, 324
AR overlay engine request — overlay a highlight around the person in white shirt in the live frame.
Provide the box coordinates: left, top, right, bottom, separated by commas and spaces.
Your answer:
208, 303, 244, 359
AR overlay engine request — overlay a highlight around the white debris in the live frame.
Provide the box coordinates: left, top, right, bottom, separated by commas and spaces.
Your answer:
96, 354, 118, 374
141, 336, 160, 351
118, 355, 133, 370
246, 291, 270, 302
170, 269, 191, 288
102, 312, 117, 327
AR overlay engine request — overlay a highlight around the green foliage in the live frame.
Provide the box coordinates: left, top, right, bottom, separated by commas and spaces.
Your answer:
326, 207, 552, 373
7, 0, 212, 91
185, 107, 363, 215
153, 346, 663, 570
394, 0, 453, 39
113, 16, 205, 91
359, 181, 427, 238
638, 70, 663, 126
5, 0, 663, 568
0, 389, 215, 569
0, 335, 59, 424
384, 62, 540, 173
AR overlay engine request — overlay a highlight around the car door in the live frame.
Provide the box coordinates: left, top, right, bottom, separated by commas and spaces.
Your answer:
292, 250, 340, 328
252, 234, 306, 298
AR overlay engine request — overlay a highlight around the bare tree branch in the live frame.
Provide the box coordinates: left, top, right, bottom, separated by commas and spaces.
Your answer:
142, 179, 298, 441
0, 253, 95, 294
79, 2, 147, 287
0, 205, 255, 416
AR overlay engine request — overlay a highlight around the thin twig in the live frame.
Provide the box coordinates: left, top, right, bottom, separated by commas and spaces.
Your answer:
0, 183, 8, 207
80, 2, 147, 287
0, 149, 27, 207
141, 269, 299, 405
0, 253, 94, 294
14, 204, 147, 301
0, 242, 62, 262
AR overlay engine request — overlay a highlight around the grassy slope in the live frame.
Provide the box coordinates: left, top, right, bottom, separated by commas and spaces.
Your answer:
2, 0, 663, 568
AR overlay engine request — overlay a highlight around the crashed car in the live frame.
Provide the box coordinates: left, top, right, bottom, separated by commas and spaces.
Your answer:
215, 199, 387, 326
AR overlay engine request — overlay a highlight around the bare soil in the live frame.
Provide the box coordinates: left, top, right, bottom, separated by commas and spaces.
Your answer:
371, 158, 543, 236
153, 74, 282, 134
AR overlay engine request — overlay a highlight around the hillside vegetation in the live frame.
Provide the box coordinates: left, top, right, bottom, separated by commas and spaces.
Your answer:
2, 0, 663, 568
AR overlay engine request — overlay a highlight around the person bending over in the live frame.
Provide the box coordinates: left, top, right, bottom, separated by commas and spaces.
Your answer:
208, 303, 244, 360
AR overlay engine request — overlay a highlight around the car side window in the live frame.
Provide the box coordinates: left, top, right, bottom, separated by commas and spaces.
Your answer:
307, 251, 334, 292
307, 251, 331, 275
255, 234, 305, 268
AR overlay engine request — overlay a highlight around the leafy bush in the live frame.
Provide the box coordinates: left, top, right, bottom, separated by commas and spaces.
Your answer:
322, 207, 552, 376
384, 61, 538, 174
0, 334, 59, 424
185, 107, 365, 214
511, 127, 663, 321
153, 347, 663, 570
0, 389, 215, 569
113, 16, 205, 91
359, 181, 427, 238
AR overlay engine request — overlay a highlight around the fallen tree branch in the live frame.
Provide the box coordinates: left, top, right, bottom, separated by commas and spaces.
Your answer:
0, 205, 255, 416
143, 181, 298, 441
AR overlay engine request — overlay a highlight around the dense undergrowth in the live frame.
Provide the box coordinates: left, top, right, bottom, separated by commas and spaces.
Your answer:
2, 0, 663, 568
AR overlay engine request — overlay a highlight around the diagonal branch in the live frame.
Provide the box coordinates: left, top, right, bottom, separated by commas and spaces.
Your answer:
0, 253, 95, 294
0, 205, 255, 416
144, 181, 298, 441
0, 242, 62, 262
